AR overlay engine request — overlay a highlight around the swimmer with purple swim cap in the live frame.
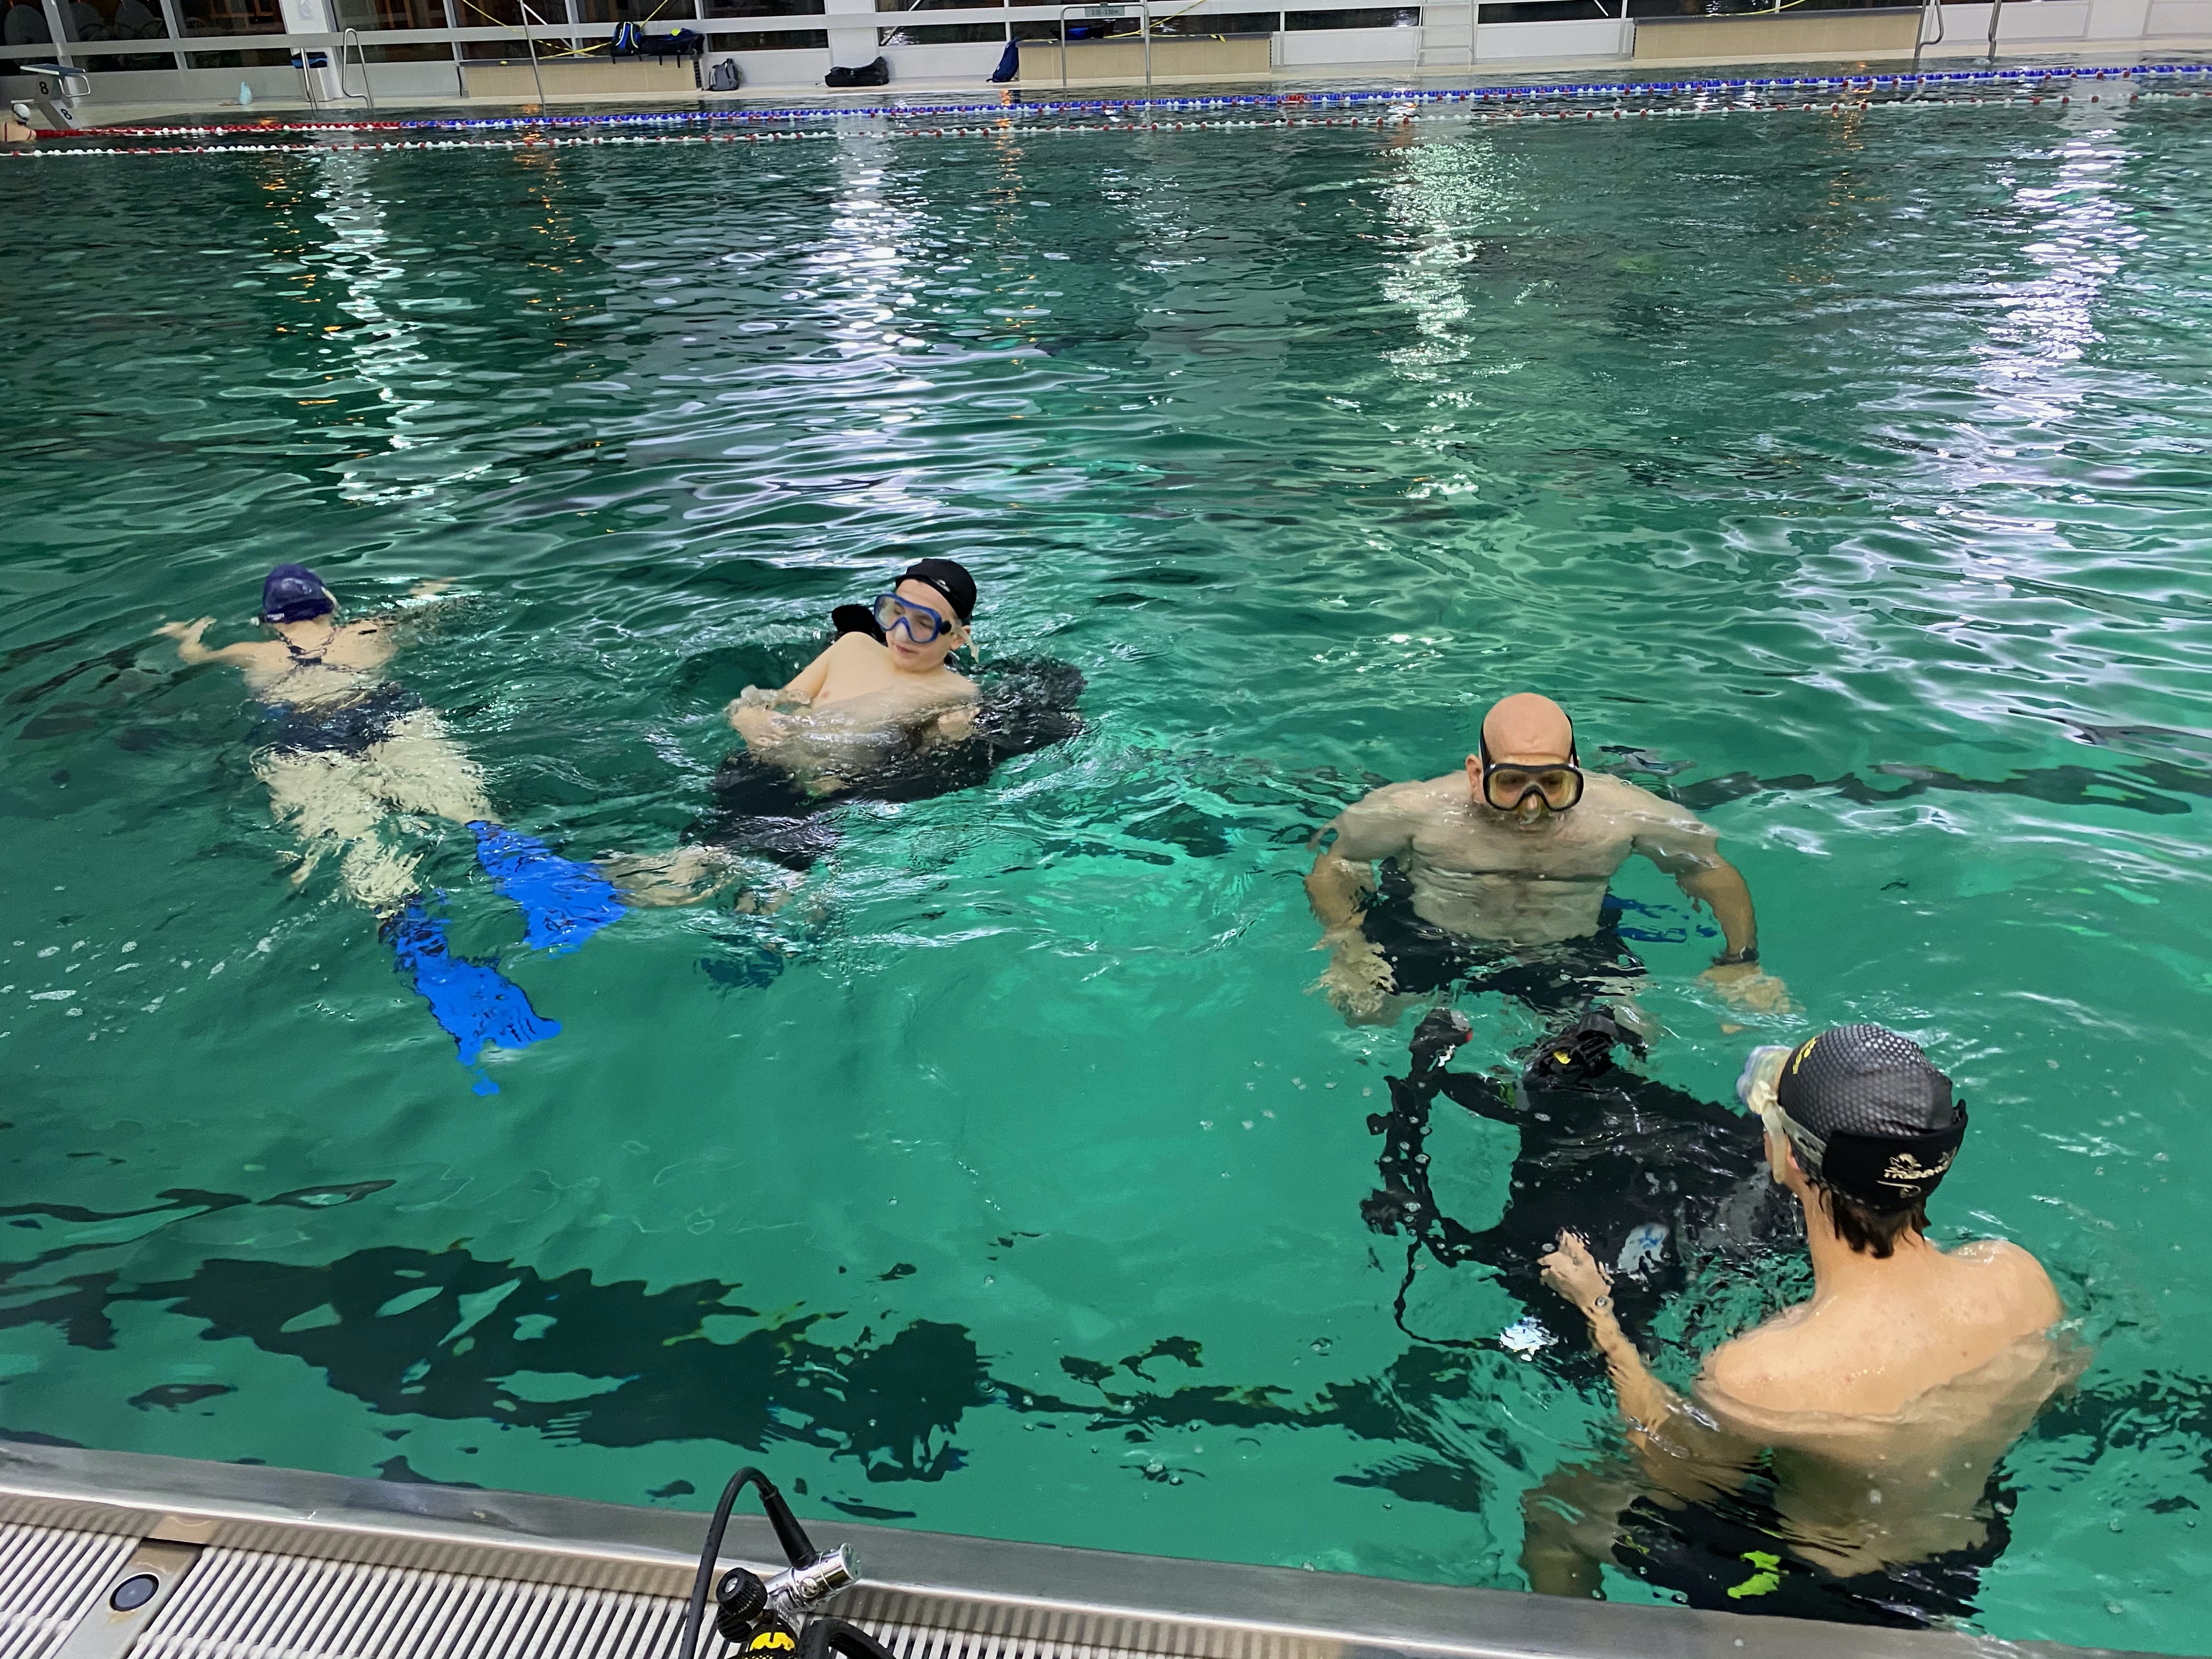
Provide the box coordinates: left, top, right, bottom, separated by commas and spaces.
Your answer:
157, 567, 622, 1082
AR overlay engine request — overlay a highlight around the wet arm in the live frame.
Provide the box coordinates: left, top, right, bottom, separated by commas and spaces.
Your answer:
1306, 800, 1407, 939
1545, 1236, 1753, 1498
1677, 859, 1757, 961
1632, 803, 1757, 961
727, 646, 831, 734
1305, 840, 1375, 937
781, 647, 834, 703
159, 619, 257, 668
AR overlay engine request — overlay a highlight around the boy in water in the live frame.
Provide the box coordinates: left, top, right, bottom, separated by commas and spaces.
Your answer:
159, 565, 487, 913
1524, 1025, 2075, 1627
159, 565, 622, 1075
611, 558, 982, 904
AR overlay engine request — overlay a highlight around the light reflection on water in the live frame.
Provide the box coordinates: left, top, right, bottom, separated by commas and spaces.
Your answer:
3, 103, 2211, 1650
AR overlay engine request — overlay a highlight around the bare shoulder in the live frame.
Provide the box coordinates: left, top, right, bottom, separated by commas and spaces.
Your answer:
1590, 771, 1702, 825
824, 630, 885, 664
1701, 1307, 1817, 1413
223, 640, 292, 670
1952, 1238, 2065, 1329
1387, 774, 1463, 812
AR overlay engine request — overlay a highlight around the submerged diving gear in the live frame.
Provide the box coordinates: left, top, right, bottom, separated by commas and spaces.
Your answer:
1408, 1005, 1473, 1076
470, 822, 624, 954
1526, 1005, 1648, 1084
687, 653, 1086, 873
1366, 1014, 1788, 1352
1764, 1025, 1966, 1212
1479, 723, 1584, 812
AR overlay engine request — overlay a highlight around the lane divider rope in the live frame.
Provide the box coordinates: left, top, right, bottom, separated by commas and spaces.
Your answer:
5, 85, 2198, 156
31, 58, 2206, 142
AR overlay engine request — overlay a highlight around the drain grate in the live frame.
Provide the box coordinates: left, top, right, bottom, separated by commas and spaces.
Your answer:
133, 1546, 690, 1659
0, 1520, 142, 1659
122, 1545, 1187, 1659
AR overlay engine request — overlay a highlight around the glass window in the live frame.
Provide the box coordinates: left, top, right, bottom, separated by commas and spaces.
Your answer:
2, 0, 55, 52
572, 0, 694, 24
179, 0, 282, 33
704, 0, 822, 18
881, 18, 1001, 38
704, 23, 823, 44
53, 0, 174, 67
1284, 5, 1413, 24
1152, 10, 1274, 33
1481, 0, 1613, 19
331, 0, 456, 55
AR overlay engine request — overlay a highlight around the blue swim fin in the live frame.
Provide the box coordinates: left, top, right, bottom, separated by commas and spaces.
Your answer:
470, 821, 624, 953
384, 901, 561, 1086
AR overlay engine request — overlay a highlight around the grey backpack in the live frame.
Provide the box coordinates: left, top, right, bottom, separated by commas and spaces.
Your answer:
707, 57, 740, 91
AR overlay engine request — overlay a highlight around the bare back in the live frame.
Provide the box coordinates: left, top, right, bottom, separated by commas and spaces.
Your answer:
1698, 1239, 2073, 1572
1328, 772, 1720, 944
221, 620, 401, 707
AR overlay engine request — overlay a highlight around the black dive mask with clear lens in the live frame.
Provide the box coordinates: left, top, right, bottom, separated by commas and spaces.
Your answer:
1480, 730, 1584, 812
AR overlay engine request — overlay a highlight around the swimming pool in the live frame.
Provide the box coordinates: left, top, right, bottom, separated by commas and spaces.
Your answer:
3, 86, 2209, 1651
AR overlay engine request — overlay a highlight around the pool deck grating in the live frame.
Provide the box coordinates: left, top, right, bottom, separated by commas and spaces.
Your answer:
0, 1441, 2160, 1659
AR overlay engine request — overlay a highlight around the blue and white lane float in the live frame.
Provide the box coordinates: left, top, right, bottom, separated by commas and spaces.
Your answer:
9, 75, 2209, 158
21, 58, 2209, 144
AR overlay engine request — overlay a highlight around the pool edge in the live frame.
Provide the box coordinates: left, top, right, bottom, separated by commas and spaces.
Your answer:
0, 1438, 2161, 1659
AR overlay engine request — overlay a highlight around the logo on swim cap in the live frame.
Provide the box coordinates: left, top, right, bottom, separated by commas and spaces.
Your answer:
1880, 1149, 1956, 1189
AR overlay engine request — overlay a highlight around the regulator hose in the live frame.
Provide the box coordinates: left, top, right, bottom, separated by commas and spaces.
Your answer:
678, 1466, 818, 1659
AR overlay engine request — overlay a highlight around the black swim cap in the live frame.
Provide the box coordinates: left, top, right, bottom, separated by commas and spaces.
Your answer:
899, 558, 977, 624
261, 563, 334, 624
1775, 1024, 1965, 1213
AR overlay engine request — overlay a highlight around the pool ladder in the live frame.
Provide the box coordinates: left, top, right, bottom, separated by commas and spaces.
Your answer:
330, 26, 376, 110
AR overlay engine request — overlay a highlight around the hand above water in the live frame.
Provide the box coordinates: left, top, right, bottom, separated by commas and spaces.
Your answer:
1540, 1230, 1613, 1319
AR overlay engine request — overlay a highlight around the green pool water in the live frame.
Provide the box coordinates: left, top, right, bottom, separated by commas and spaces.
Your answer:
3, 94, 2211, 1651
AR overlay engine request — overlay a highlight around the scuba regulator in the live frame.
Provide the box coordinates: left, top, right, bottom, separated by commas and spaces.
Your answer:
675, 1468, 899, 1659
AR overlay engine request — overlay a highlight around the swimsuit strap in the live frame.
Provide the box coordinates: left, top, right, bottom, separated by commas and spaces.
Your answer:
282, 622, 340, 664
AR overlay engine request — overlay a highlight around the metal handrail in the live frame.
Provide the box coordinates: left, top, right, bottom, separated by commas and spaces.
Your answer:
336, 25, 375, 109
514, 0, 549, 106
1906, 0, 1941, 88
1057, 0, 1150, 88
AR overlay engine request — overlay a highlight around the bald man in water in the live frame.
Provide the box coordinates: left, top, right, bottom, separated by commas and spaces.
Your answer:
1307, 693, 1786, 1024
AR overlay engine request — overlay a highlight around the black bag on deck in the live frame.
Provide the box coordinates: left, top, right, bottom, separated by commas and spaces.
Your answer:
825, 54, 887, 87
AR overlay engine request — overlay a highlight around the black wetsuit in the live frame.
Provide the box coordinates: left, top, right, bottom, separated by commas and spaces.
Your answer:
1363, 1044, 1791, 1347
257, 636, 424, 758
684, 656, 1084, 871
1359, 867, 1646, 1017
1613, 1480, 2017, 1628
